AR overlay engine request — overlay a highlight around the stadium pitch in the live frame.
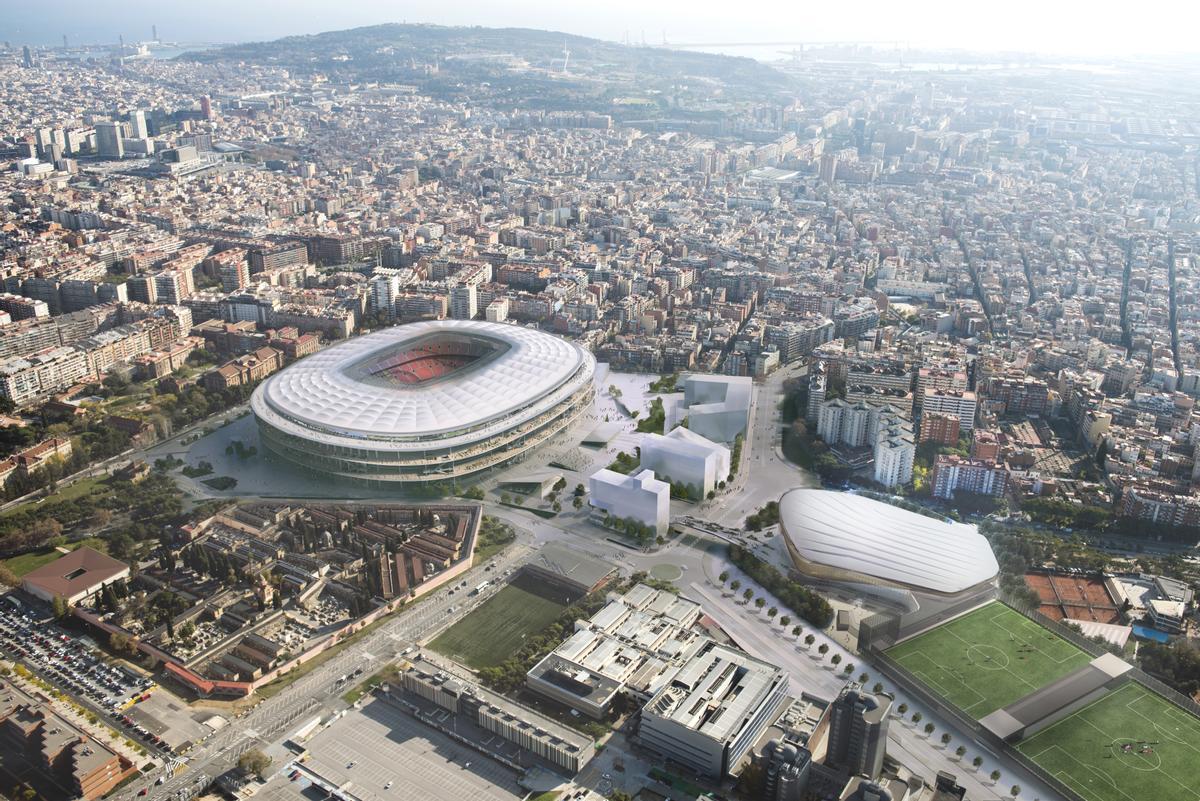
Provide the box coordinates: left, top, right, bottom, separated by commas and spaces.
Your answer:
1018, 682, 1200, 801
885, 602, 1092, 717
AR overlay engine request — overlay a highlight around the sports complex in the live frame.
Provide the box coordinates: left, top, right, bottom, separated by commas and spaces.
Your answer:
886, 602, 1093, 717
877, 601, 1200, 801
251, 320, 596, 484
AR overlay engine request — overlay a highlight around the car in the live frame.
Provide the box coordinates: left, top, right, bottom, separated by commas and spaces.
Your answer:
138, 789, 149, 796
384, 782, 392, 790
346, 761, 356, 769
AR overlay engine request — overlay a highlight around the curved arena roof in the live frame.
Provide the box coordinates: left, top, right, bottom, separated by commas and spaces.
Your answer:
252, 320, 594, 449
778, 489, 998, 595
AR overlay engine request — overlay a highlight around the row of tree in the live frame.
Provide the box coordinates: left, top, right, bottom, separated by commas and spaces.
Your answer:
726, 544, 833, 628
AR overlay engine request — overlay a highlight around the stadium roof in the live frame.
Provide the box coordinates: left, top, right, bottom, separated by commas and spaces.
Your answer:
253, 320, 592, 442
779, 489, 998, 595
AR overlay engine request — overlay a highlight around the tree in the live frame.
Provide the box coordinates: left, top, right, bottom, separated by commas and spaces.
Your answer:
973, 756, 984, 769
859, 672, 869, 683
51, 595, 70, 620
897, 703, 908, 715
911, 712, 923, 725
804, 634, 815, 648
754, 597, 765, 611
830, 654, 842, 667
791, 625, 801, 637
730, 579, 741, 592
924, 722, 935, 736
941, 732, 952, 746
817, 643, 829, 656
238, 749, 272, 779
990, 770, 1001, 783
743, 588, 753, 603
0, 564, 17, 587
1010, 786, 1021, 798
767, 606, 778, 619
955, 746, 966, 759
872, 682, 884, 693
718, 571, 730, 584
572, 496, 583, 510
842, 665, 853, 676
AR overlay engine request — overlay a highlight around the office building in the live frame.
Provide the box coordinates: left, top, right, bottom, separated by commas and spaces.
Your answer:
640, 426, 731, 497
662, 374, 753, 443
397, 655, 595, 773
95, 121, 124, 159
639, 640, 789, 777
588, 468, 670, 534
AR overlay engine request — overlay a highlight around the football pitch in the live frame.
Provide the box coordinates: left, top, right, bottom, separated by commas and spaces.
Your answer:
428, 577, 569, 669
885, 602, 1092, 717
1018, 682, 1200, 801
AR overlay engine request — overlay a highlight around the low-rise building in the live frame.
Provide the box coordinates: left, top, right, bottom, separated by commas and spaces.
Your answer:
640, 426, 731, 497
588, 468, 670, 534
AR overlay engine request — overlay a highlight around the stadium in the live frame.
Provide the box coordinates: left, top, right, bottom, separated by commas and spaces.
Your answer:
778, 489, 999, 607
251, 320, 595, 484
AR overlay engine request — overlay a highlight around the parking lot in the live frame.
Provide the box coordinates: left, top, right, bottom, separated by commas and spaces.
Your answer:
301, 696, 524, 801
0, 596, 176, 757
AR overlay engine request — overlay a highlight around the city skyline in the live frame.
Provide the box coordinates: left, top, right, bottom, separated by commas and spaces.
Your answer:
3, 0, 1200, 59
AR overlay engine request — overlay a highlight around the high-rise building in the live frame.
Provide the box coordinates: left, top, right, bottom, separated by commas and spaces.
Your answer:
152, 270, 194, 305
819, 152, 839, 184
450, 283, 478, 320
874, 427, 915, 488
95, 121, 124, 159
130, 109, 149, 139
22, 45, 34, 69
761, 740, 811, 801
199, 95, 213, 120
919, 410, 961, 445
369, 274, 400, 318
824, 683, 891, 780
922, 388, 977, 431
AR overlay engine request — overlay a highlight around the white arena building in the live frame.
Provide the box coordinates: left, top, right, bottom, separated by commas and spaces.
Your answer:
778, 489, 998, 603
251, 320, 595, 484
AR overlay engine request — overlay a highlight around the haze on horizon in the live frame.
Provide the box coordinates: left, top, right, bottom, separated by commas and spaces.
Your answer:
1, 0, 1197, 60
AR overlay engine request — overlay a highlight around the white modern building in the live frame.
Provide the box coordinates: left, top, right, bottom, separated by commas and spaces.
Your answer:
663, 374, 752, 443
588, 468, 670, 534
640, 427, 731, 497
778, 489, 998, 605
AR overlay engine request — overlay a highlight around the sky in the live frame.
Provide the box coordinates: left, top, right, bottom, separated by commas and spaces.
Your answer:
2, 0, 1197, 59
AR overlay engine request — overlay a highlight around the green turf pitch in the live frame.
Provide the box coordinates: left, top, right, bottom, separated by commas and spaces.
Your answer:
1018, 682, 1200, 801
428, 581, 567, 669
884, 602, 1092, 717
